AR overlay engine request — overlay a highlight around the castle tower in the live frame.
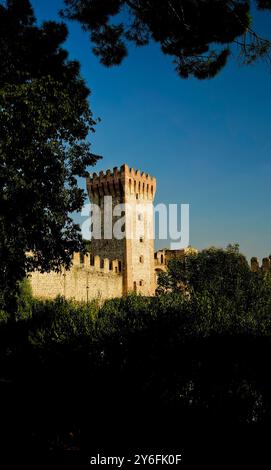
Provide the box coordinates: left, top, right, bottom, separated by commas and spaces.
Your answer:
251, 257, 260, 272
86, 164, 156, 295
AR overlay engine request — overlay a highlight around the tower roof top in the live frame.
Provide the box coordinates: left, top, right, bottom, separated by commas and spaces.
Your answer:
88, 163, 156, 182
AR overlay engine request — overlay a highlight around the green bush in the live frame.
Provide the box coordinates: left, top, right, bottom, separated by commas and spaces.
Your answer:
1, 250, 271, 450
0, 309, 9, 325
28, 296, 99, 347
15, 278, 33, 321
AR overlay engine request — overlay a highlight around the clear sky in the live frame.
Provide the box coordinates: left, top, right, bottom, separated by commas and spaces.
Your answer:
32, 0, 271, 261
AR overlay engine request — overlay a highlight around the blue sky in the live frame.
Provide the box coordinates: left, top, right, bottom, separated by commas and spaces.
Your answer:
33, 1, 271, 261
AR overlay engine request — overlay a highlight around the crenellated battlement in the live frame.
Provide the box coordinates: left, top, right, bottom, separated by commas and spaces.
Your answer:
30, 162, 157, 302
251, 256, 271, 273
30, 252, 123, 302
72, 253, 122, 274
87, 163, 156, 201
88, 164, 156, 182
86, 165, 123, 200
86, 163, 157, 296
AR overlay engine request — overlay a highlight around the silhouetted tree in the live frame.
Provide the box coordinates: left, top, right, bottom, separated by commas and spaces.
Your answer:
61, 0, 271, 79
0, 0, 100, 311
157, 244, 251, 297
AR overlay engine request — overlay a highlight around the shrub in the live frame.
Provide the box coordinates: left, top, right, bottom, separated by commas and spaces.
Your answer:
28, 296, 99, 347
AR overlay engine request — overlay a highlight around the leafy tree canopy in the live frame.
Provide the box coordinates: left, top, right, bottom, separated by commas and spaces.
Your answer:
157, 244, 253, 298
0, 0, 100, 310
61, 0, 271, 79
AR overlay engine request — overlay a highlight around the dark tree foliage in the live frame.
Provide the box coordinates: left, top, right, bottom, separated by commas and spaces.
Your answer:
1, 247, 271, 462
157, 244, 252, 297
0, 0, 100, 310
62, 0, 271, 79
1, 270, 271, 464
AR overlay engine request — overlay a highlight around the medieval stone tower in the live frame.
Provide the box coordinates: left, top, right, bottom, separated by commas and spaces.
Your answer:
29, 163, 157, 301
87, 164, 157, 296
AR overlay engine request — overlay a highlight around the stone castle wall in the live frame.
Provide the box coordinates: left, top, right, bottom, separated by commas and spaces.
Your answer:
29, 163, 157, 302
251, 256, 271, 273
30, 253, 123, 302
